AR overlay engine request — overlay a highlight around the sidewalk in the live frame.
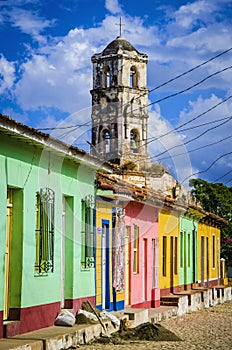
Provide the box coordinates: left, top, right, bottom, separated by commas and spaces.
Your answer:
0, 306, 178, 350
1, 284, 232, 350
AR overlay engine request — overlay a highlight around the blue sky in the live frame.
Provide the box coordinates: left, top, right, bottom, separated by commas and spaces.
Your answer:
0, 0, 232, 186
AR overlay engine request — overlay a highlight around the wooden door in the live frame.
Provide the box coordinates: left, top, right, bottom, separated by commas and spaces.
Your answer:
142, 239, 148, 301
201, 237, 205, 286
170, 236, 174, 292
125, 226, 131, 306
4, 189, 13, 320
61, 196, 66, 308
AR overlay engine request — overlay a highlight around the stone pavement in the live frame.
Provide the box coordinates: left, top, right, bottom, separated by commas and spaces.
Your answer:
0, 298, 231, 350
84, 301, 232, 350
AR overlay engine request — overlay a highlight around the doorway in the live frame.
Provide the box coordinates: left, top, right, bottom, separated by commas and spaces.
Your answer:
3, 188, 23, 321
4, 189, 13, 320
201, 237, 205, 286
125, 226, 131, 306
170, 236, 174, 292
142, 239, 148, 301
61, 196, 73, 308
101, 220, 110, 309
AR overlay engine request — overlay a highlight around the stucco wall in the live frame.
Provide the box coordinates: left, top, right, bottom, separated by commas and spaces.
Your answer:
125, 201, 159, 307
0, 131, 96, 333
179, 216, 198, 287
158, 210, 179, 292
198, 222, 220, 284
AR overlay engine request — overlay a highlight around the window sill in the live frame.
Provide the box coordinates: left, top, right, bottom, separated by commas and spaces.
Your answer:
34, 272, 48, 277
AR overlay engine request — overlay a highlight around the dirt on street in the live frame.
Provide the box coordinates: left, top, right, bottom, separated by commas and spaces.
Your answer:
82, 301, 232, 350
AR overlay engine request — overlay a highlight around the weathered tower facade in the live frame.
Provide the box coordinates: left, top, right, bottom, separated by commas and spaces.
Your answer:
90, 36, 150, 168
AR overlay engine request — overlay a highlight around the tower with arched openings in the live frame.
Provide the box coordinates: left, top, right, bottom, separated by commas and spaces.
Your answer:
90, 35, 150, 169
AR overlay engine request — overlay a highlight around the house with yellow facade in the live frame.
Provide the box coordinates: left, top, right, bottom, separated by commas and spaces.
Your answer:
95, 173, 127, 311
197, 211, 225, 287
159, 200, 227, 300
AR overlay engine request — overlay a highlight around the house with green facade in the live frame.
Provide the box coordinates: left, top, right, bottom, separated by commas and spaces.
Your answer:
0, 114, 111, 337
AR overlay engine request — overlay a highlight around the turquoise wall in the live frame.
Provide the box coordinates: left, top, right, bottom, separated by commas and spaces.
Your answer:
179, 216, 198, 286
0, 131, 96, 312
0, 155, 7, 313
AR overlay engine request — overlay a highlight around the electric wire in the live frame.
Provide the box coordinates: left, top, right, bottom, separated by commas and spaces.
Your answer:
121, 95, 232, 160
133, 46, 232, 101
32, 46, 232, 184
36, 47, 232, 132
214, 169, 232, 182
38, 121, 91, 131
156, 134, 232, 162
151, 115, 232, 159
148, 115, 232, 143
147, 47, 232, 94
225, 177, 232, 185
145, 94, 232, 147
146, 65, 232, 109
181, 151, 232, 184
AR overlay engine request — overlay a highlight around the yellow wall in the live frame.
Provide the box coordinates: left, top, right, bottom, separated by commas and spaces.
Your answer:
95, 200, 113, 306
95, 199, 124, 309
158, 210, 180, 290
197, 222, 220, 283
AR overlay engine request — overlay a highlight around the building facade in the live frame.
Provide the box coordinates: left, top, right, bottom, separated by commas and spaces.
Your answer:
95, 192, 125, 311
0, 115, 110, 337
124, 200, 160, 308
90, 35, 150, 169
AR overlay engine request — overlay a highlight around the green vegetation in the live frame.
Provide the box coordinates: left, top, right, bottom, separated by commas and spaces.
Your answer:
190, 179, 232, 266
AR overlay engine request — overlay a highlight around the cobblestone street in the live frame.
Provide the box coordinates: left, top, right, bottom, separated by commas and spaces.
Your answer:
83, 301, 232, 350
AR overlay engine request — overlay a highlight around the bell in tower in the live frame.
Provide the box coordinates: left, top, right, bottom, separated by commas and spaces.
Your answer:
90, 33, 150, 170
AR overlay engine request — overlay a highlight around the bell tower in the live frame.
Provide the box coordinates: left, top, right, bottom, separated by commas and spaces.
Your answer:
90, 35, 150, 169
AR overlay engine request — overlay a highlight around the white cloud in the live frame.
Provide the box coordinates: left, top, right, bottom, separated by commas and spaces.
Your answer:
14, 14, 160, 114
147, 92, 232, 184
173, 0, 217, 29
148, 104, 194, 185
0, 55, 15, 93
0, 3, 55, 42
7, 0, 230, 118
176, 94, 232, 181
10, 8, 55, 37
3, 0, 231, 186
105, 0, 122, 14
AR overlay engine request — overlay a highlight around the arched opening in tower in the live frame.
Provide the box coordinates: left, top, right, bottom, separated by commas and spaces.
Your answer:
130, 129, 140, 153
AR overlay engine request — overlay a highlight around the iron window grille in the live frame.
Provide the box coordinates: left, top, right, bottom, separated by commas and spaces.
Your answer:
35, 188, 55, 275
81, 194, 95, 269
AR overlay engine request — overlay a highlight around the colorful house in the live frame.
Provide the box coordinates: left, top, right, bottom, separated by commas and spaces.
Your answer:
124, 199, 160, 308
159, 200, 226, 298
197, 211, 226, 287
95, 172, 132, 311
96, 173, 171, 309
0, 115, 111, 337
158, 204, 183, 296
95, 197, 125, 311
178, 208, 202, 291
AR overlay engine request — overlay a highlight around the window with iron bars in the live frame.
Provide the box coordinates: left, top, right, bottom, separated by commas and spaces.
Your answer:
81, 194, 95, 269
35, 188, 55, 275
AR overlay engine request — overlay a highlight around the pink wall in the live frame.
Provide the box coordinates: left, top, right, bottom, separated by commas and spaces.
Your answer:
124, 201, 160, 308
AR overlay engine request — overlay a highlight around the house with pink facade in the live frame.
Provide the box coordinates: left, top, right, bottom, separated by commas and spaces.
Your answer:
96, 172, 170, 309
124, 200, 160, 308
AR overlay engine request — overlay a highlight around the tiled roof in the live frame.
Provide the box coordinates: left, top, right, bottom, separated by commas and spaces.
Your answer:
96, 171, 186, 211
0, 114, 114, 171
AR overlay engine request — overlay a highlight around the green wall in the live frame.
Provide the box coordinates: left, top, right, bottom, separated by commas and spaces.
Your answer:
0, 155, 7, 313
179, 216, 198, 286
0, 131, 96, 312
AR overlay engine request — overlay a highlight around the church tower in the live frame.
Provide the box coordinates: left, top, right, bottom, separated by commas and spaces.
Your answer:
90, 34, 150, 169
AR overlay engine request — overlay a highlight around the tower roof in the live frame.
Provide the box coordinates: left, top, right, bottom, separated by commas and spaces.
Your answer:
102, 36, 140, 55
